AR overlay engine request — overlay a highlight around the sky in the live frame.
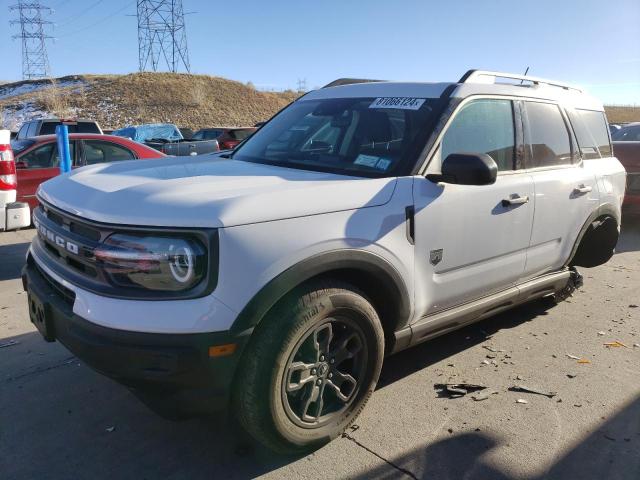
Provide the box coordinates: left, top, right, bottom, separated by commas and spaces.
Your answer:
2, 0, 639, 104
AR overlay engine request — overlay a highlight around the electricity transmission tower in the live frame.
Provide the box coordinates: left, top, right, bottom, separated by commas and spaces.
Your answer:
9, 1, 53, 80
137, 0, 191, 73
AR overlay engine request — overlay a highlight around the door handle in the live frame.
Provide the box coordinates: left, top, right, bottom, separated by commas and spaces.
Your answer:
573, 184, 592, 195
502, 195, 530, 207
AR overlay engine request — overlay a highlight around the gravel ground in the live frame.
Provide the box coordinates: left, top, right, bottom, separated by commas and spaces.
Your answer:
1, 224, 639, 480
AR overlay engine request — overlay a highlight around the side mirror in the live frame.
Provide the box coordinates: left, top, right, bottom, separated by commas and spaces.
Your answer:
427, 153, 498, 186
14, 160, 27, 169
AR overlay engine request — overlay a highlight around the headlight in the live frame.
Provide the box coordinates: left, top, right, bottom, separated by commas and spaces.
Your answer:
95, 234, 207, 292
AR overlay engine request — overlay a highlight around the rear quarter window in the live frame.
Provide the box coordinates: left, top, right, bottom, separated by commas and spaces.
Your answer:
568, 109, 612, 159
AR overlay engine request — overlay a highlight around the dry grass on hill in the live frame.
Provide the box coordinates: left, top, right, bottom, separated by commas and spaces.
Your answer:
604, 105, 640, 124
0, 72, 299, 130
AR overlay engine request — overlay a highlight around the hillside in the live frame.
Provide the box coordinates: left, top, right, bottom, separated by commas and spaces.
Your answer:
0, 73, 299, 131
0, 73, 638, 132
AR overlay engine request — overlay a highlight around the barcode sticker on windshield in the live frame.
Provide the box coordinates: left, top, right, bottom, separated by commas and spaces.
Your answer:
369, 97, 426, 110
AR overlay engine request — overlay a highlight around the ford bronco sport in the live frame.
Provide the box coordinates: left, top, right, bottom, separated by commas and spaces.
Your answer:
22, 70, 626, 453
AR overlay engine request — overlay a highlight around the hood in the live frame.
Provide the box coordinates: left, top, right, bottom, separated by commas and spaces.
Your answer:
37, 155, 398, 228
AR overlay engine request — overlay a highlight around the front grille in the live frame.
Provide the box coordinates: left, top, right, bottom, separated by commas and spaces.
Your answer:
33, 203, 108, 286
33, 260, 76, 306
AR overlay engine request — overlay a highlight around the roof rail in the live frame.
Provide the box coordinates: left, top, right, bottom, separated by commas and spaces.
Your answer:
322, 78, 385, 88
459, 70, 582, 93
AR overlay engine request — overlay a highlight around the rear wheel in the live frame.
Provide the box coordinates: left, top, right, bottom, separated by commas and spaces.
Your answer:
232, 281, 384, 453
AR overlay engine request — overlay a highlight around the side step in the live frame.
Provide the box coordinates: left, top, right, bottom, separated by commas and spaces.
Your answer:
392, 270, 573, 354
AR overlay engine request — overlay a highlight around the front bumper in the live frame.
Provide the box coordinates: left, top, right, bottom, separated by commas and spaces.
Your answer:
22, 257, 247, 416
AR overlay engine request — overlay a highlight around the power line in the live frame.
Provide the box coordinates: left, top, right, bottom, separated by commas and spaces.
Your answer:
9, 1, 54, 80
57, 0, 136, 38
57, 0, 105, 27
137, 0, 190, 73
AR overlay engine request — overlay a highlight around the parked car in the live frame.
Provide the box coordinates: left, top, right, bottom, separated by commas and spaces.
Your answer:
112, 123, 219, 156
192, 127, 257, 149
611, 122, 640, 142
613, 141, 640, 216
23, 70, 625, 453
0, 130, 30, 231
11, 133, 165, 211
15, 118, 102, 140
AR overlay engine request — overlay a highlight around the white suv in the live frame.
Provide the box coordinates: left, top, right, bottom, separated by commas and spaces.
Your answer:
23, 70, 626, 453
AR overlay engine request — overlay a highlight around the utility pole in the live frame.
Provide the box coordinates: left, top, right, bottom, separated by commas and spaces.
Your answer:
297, 78, 307, 92
137, 0, 191, 73
9, 1, 54, 80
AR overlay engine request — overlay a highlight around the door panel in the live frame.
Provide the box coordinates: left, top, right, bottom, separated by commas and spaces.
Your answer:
525, 167, 598, 276
413, 174, 534, 316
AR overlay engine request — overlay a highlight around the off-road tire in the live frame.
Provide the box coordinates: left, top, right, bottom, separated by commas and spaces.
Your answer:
232, 281, 385, 454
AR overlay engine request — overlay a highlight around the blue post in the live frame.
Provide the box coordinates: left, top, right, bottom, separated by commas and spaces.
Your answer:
56, 124, 71, 173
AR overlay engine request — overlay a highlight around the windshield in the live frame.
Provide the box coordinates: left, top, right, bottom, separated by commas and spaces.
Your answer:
232, 97, 440, 177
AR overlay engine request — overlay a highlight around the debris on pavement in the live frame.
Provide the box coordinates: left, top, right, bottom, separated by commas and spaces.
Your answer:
471, 391, 498, 401
566, 353, 581, 360
566, 373, 577, 379
577, 359, 591, 364
634, 343, 640, 348
597, 331, 606, 336
629, 304, 638, 308
604, 341, 628, 348
509, 385, 557, 398
0, 340, 19, 348
516, 399, 528, 404
435, 383, 487, 398
482, 346, 505, 353
105, 426, 116, 433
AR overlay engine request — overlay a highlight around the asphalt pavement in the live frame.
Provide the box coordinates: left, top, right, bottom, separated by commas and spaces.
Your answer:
1, 224, 639, 479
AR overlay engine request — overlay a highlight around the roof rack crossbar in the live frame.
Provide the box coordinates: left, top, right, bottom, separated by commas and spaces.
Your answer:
459, 70, 582, 93
322, 78, 385, 88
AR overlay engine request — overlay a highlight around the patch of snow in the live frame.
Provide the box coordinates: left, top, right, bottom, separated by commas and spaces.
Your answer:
0, 79, 87, 101
1, 101, 49, 131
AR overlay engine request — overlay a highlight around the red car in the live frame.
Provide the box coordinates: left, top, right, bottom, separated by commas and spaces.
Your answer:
192, 127, 257, 150
11, 134, 165, 210
613, 141, 640, 217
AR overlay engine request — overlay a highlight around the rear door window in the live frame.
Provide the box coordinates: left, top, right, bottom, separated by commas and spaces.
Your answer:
440, 99, 516, 171
524, 102, 573, 168
568, 109, 612, 158
51, 141, 77, 166
83, 141, 136, 165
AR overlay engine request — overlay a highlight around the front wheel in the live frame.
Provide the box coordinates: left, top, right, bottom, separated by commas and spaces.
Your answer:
232, 281, 384, 453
